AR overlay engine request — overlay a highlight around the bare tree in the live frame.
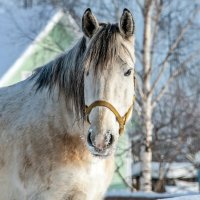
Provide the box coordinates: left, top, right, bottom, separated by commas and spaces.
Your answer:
130, 0, 200, 191
153, 76, 200, 191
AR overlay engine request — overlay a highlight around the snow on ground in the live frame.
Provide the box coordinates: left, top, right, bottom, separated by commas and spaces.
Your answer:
158, 194, 200, 200
165, 180, 199, 193
107, 181, 199, 199
107, 190, 199, 198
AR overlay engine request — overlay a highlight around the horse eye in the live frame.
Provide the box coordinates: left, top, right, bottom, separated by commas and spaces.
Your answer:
124, 69, 132, 76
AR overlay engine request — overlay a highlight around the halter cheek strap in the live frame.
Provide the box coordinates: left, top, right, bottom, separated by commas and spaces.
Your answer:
85, 97, 135, 135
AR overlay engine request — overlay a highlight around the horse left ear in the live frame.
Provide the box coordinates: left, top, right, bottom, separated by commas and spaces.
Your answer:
119, 8, 135, 38
82, 8, 99, 38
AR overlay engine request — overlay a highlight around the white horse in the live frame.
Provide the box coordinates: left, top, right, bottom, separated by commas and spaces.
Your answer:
0, 8, 135, 200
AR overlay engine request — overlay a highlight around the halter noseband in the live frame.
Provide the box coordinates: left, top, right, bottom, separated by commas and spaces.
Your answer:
85, 97, 135, 135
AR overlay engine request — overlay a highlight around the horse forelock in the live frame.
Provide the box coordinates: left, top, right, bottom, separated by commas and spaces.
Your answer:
84, 23, 120, 75
32, 23, 134, 119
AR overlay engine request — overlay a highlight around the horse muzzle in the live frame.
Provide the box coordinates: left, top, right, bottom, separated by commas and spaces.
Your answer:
87, 128, 114, 157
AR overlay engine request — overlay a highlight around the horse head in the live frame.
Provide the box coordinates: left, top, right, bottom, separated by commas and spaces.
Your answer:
82, 8, 135, 157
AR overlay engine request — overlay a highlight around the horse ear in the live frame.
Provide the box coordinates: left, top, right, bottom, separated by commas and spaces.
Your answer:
119, 8, 135, 38
82, 8, 99, 38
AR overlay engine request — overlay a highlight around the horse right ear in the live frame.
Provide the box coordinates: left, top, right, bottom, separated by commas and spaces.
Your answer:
82, 8, 99, 38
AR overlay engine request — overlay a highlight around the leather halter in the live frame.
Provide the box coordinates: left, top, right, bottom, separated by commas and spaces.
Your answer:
85, 97, 135, 135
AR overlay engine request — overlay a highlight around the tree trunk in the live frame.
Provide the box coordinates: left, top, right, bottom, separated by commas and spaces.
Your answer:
23, 0, 32, 8
140, 0, 153, 192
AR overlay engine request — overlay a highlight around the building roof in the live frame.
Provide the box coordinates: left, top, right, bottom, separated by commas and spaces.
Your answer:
132, 162, 197, 179
0, 6, 55, 78
0, 5, 58, 78
0, 5, 80, 86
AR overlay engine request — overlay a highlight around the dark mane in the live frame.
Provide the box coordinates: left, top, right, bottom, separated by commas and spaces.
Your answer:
84, 23, 120, 75
32, 37, 87, 118
32, 23, 130, 119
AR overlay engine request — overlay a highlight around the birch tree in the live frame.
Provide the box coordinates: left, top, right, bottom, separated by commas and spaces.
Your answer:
139, 0, 154, 191
132, 0, 200, 191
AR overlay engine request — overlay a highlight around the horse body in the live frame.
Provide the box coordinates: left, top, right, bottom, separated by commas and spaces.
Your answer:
0, 8, 135, 200
0, 80, 114, 199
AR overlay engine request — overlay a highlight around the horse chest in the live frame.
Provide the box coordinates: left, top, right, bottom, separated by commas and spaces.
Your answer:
67, 158, 114, 199
81, 160, 109, 186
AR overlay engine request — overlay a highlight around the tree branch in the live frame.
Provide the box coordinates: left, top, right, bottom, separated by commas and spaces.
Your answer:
135, 72, 145, 101
151, 0, 163, 67
152, 49, 200, 108
135, 0, 144, 15
150, 20, 192, 95
115, 163, 136, 190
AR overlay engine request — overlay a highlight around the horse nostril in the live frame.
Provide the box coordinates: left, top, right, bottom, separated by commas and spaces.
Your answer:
87, 129, 114, 150
87, 130, 94, 147
105, 131, 114, 147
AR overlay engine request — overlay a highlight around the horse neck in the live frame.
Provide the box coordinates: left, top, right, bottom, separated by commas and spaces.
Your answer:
53, 91, 84, 135
39, 87, 84, 136
14, 77, 83, 137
